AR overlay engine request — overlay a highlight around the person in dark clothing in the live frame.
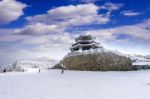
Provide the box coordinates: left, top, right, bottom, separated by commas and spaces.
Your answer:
3, 69, 6, 73
61, 68, 64, 74
60, 63, 67, 74
39, 69, 41, 73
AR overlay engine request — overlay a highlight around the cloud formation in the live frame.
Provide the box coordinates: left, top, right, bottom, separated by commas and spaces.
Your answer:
0, 0, 26, 25
0, 3, 149, 49
121, 10, 141, 16
26, 4, 110, 26
85, 19, 150, 42
16, 3, 123, 36
101, 2, 124, 11
72, 0, 100, 3
14, 23, 63, 35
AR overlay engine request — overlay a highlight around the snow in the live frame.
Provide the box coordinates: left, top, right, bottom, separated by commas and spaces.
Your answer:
0, 70, 150, 99
17, 57, 58, 69
133, 62, 150, 65
0, 64, 22, 73
65, 48, 131, 58
130, 55, 150, 66
65, 49, 106, 58
0, 57, 58, 73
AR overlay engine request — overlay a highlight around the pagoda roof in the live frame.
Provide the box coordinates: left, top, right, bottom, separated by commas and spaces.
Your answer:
75, 34, 95, 42
70, 43, 100, 49
70, 34, 103, 52
72, 41, 99, 46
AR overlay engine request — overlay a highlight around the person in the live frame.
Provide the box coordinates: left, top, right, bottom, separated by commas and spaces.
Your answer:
60, 63, 67, 74
3, 69, 6, 73
61, 68, 64, 74
39, 69, 41, 73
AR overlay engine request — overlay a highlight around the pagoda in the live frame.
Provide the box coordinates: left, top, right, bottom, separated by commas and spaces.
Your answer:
70, 34, 103, 52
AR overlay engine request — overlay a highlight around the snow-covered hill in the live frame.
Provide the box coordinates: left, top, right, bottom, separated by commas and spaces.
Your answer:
145, 55, 150, 59
0, 57, 58, 73
129, 55, 150, 65
0, 63, 23, 73
126, 54, 150, 70
14, 57, 58, 69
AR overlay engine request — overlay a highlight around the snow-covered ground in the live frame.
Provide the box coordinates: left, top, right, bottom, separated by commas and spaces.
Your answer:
0, 70, 150, 99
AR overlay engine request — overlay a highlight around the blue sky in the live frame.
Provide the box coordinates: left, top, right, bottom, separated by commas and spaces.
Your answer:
0, 0, 150, 65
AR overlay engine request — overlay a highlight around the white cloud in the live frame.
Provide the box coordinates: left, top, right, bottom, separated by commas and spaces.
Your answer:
0, 0, 27, 25
101, 2, 124, 11
26, 4, 110, 26
14, 22, 63, 35
0, 34, 26, 42
113, 19, 150, 40
72, 0, 100, 3
85, 19, 150, 42
24, 3, 124, 36
10, 3, 125, 38
48, 4, 99, 17
121, 10, 141, 16
0, 28, 28, 42
1, 19, 150, 49
22, 32, 74, 45
13, 3, 113, 36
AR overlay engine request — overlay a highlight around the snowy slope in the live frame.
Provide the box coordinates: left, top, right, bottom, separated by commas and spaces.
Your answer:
0, 57, 58, 73
0, 64, 23, 73
14, 57, 58, 69
0, 70, 150, 99
145, 55, 150, 59
129, 55, 150, 65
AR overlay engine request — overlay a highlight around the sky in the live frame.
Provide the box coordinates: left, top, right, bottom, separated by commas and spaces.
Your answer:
0, 0, 150, 65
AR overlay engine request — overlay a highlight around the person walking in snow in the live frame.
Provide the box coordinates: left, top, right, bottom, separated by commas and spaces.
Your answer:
61, 68, 64, 74
39, 69, 41, 73
60, 63, 67, 74
3, 69, 6, 73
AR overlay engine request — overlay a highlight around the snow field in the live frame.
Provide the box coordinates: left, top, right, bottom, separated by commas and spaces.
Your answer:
0, 70, 150, 99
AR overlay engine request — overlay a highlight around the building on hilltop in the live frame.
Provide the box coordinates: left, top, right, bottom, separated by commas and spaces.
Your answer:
70, 34, 103, 52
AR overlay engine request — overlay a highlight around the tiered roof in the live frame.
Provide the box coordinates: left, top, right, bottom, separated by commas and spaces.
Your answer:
70, 34, 102, 52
